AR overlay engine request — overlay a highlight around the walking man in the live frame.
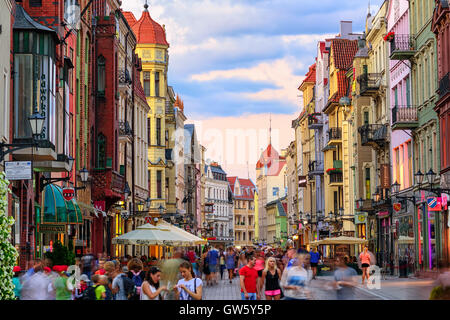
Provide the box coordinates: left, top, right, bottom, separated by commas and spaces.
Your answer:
239, 253, 260, 300
309, 247, 320, 279
207, 246, 220, 285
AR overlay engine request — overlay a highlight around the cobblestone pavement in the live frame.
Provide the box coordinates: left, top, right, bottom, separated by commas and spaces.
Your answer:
202, 272, 435, 300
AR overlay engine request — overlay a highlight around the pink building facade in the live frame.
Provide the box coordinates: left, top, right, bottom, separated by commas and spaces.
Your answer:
387, 0, 414, 191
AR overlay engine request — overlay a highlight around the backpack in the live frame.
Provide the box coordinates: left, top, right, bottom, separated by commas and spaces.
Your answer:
120, 274, 138, 300
81, 285, 98, 301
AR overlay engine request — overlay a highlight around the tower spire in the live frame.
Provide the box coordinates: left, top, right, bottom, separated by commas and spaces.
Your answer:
269, 113, 272, 146
144, 0, 149, 11
368, 0, 371, 16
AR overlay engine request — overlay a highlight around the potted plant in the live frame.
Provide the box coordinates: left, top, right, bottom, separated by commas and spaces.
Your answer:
383, 32, 395, 42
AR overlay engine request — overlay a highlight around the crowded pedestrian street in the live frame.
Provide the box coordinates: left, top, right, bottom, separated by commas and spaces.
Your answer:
1, 0, 450, 305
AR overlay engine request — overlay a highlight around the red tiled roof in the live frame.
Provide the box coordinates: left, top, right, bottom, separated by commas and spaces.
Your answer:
298, 63, 316, 90
127, 8, 169, 46
228, 177, 255, 200
256, 144, 279, 168
122, 11, 137, 26
331, 39, 358, 70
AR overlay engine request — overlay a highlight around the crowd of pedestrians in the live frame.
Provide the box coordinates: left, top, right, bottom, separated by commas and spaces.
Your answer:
9, 244, 385, 301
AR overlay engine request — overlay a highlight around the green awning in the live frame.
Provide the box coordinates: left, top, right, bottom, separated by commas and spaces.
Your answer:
42, 184, 82, 225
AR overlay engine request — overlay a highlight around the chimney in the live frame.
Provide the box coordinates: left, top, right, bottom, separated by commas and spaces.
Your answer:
340, 21, 353, 38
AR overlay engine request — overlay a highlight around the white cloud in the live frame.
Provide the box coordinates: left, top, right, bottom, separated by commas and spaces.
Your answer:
191, 57, 305, 105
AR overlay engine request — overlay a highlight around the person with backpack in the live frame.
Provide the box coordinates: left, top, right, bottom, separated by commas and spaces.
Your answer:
127, 258, 145, 297
92, 274, 106, 300
173, 261, 202, 300
111, 263, 136, 300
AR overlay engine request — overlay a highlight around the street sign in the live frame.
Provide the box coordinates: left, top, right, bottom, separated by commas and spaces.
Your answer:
427, 197, 442, 211
145, 216, 152, 224
5, 161, 32, 180
62, 188, 75, 201
393, 203, 402, 213
442, 194, 448, 210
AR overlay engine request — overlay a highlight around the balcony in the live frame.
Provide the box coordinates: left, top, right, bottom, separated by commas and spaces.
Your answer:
119, 121, 133, 137
358, 73, 382, 96
118, 69, 132, 92
359, 124, 388, 148
91, 168, 125, 201
391, 106, 418, 130
308, 113, 323, 129
327, 127, 342, 146
389, 35, 416, 61
329, 171, 343, 185
438, 72, 450, 100
308, 160, 324, 177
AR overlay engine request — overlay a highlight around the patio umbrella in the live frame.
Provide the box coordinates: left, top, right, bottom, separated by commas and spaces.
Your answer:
111, 223, 204, 247
314, 236, 368, 245
157, 220, 207, 245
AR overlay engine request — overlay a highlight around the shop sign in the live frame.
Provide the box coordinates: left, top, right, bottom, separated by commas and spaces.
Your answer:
427, 197, 442, 212
441, 194, 448, 210
62, 188, 75, 201
377, 211, 389, 217
355, 214, 367, 224
298, 176, 307, 188
207, 237, 216, 241
380, 164, 390, 189
38, 224, 66, 233
5, 161, 32, 180
393, 203, 402, 213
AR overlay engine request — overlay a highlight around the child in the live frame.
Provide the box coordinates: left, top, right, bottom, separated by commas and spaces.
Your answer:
92, 274, 106, 300
12, 266, 22, 300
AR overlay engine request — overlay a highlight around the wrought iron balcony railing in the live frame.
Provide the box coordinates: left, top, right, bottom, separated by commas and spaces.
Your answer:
118, 69, 132, 85
389, 35, 416, 60
308, 113, 323, 129
119, 121, 133, 137
327, 127, 342, 144
359, 124, 388, 148
308, 160, 324, 176
357, 73, 382, 96
438, 72, 450, 99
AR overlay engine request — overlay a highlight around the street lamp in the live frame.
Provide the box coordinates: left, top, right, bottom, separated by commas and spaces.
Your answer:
145, 197, 151, 209
373, 190, 381, 203
414, 170, 424, 187
80, 167, 89, 183
356, 198, 364, 210
29, 111, 45, 139
339, 207, 344, 216
391, 181, 400, 194
158, 205, 165, 215
123, 182, 131, 201
425, 169, 436, 185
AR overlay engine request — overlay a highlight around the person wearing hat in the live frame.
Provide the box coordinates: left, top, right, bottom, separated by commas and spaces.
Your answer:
52, 265, 72, 300
73, 274, 90, 300
12, 266, 22, 300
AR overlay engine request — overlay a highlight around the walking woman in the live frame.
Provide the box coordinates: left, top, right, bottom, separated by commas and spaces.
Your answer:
219, 249, 226, 281
141, 267, 168, 300
225, 247, 236, 283
359, 246, 371, 285
173, 261, 203, 300
261, 257, 282, 300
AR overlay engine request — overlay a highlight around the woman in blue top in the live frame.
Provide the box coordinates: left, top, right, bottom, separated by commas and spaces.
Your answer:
225, 247, 236, 283
12, 266, 22, 300
309, 247, 321, 279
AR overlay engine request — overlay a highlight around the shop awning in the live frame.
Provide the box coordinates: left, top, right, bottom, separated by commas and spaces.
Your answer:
42, 184, 82, 225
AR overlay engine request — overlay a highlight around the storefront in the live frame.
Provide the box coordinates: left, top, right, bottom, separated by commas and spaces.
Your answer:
37, 184, 82, 259
377, 211, 393, 274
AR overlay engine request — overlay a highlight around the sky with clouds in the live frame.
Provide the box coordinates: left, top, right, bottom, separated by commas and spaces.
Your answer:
122, 0, 383, 179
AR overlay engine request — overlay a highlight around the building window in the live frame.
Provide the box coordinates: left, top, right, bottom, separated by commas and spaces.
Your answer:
364, 111, 369, 125
147, 117, 151, 145
156, 118, 161, 146
97, 56, 105, 95
166, 178, 169, 201
155, 72, 160, 97
96, 133, 106, 169
30, 0, 42, 7
144, 72, 150, 96
148, 170, 151, 197
157, 170, 162, 199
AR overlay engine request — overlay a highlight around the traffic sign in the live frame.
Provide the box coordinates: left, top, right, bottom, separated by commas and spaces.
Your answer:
62, 188, 75, 201
145, 216, 152, 224
427, 197, 442, 211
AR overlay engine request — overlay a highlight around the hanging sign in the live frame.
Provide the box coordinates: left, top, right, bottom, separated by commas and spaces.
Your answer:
427, 197, 442, 212
393, 203, 402, 213
62, 188, 75, 201
441, 194, 448, 210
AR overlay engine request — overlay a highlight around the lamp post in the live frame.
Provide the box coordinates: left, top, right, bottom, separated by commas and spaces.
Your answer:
415, 170, 450, 195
